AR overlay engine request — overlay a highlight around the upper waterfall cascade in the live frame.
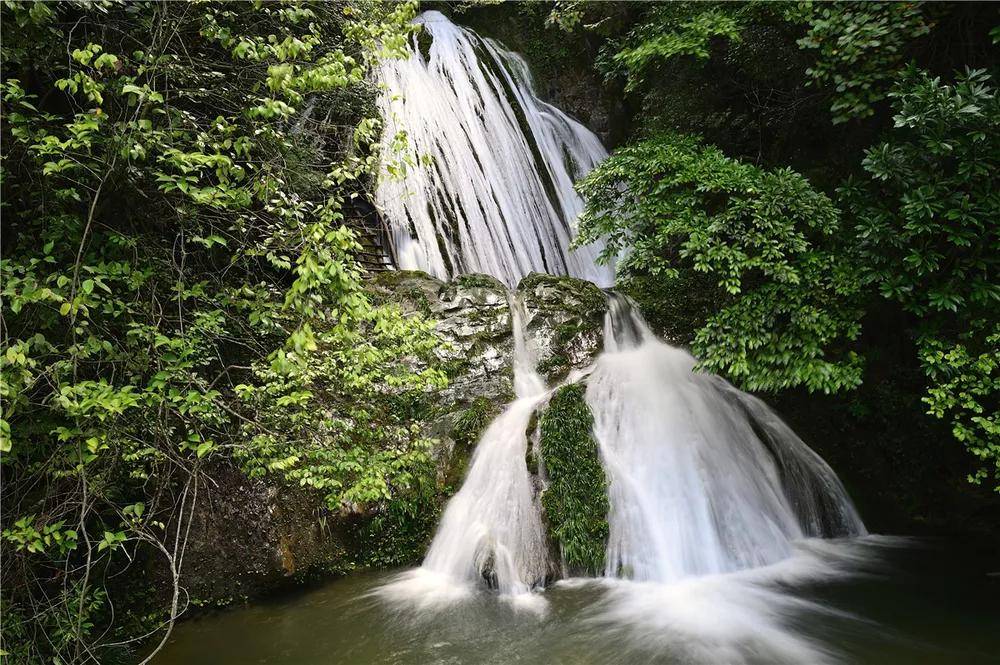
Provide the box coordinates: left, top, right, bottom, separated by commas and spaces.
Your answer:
375, 10, 614, 288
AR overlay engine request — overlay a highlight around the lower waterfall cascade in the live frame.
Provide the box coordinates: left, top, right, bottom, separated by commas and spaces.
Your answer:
377, 295, 865, 601
591, 296, 865, 586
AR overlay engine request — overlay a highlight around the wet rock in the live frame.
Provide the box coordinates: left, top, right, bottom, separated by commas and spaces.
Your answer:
371, 270, 516, 408
176, 464, 356, 606
517, 272, 608, 383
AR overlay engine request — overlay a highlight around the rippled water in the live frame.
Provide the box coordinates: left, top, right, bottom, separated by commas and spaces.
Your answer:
157, 538, 999, 664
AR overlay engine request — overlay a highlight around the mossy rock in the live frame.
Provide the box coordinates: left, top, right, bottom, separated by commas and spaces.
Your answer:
517, 272, 608, 383
538, 383, 609, 575
452, 272, 507, 291
517, 272, 606, 313
370, 269, 443, 289
367, 270, 445, 316
622, 271, 719, 345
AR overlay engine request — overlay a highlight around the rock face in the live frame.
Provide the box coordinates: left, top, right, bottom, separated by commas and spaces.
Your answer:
518, 273, 608, 384
174, 465, 358, 606
370, 271, 517, 408
178, 270, 610, 605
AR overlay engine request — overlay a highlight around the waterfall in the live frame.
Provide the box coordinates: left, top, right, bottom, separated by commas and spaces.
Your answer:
376, 295, 553, 610
375, 10, 614, 288
378, 291, 865, 614
374, 15, 867, 653
594, 296, 865, 584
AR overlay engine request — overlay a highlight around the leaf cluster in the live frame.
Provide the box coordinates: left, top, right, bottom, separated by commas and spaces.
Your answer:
577, 133, 864, 394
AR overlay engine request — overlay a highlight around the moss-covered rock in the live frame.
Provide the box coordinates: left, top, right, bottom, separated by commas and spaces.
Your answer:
443, 396, 503, 491
622, 271, 720, 346
538, 383, 609, 575
518, 272, 608, 383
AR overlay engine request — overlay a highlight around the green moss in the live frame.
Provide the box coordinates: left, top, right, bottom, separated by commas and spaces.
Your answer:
525, 446, 539, 475
367, 270, 441, 315
524, 409, 540, 474
537, 351, 570, 377
623, 270, 719, 344
417, 28, 433, 61
398, 285, 433, 316
538, 383, 609, 575
371, 269, 439, 286
453, 273, 505, 290
555, 321, 585, 344
439, 357, 466, 378
519, 272, 605, 306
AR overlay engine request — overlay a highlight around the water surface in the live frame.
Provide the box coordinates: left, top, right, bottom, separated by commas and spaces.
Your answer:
158, 538, 999, 664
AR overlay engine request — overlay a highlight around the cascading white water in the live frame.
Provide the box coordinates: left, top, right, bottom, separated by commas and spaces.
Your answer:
592, 296, 865, 584
375, 15, 869, 656
377, 296, 553, 609
574, 299, 868, 663
375, 10, 613, 288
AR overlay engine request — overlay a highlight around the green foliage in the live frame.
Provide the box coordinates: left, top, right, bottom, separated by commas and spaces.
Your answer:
358, 473, 442, 568
577, 132, 864, 393
846, 68, 999, 322
612, 5, 742, 90
793, 1, 932, 123
2, 515, 78, 556
843, 68, 999, 487
586, 1, 794, 99
538, 0, 997, 510
576, 38, 999, 488
539, 384, 608, 574
1, 1, 441, 661
235, 305, 446, 508
922, 328, 999, 487
545, 1, 588, 33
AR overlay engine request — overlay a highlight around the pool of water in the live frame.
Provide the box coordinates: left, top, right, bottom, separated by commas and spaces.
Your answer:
157, 537, 999, 664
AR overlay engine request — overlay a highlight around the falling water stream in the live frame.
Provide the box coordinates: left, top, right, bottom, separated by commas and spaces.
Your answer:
158, 11, 1000, 664
592, 297, 865, 583
380, 295, 553, 608
375, 11, 613, 288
